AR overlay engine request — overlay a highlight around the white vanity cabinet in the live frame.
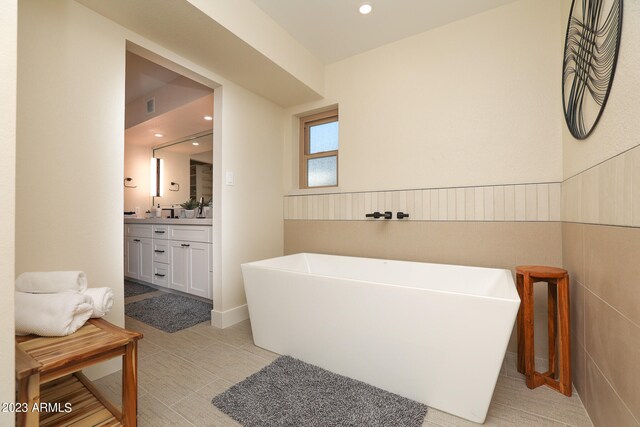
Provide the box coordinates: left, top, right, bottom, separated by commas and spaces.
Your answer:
124, 221, 212, 299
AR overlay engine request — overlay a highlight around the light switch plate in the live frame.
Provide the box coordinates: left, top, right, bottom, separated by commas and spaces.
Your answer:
225, 171, 234, 186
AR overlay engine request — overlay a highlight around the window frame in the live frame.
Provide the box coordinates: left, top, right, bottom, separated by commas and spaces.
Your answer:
299, 108, 339, 189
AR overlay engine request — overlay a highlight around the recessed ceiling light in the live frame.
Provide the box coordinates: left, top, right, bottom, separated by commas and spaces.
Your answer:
192, 142, 200, 146
154, 133, 164, 138
359, 3, 373, 15
203, 115, 213, 121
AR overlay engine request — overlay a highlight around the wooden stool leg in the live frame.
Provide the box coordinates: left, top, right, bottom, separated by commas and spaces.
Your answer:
557, 276, 572, 396
16, 373, 40, 427
122, 341, 138, 427
548, 279, 558, 378
516, 273, 525, 374
523, 274, 536, 389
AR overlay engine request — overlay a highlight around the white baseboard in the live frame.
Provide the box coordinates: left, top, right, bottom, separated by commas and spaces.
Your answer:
211, 304, 249, 329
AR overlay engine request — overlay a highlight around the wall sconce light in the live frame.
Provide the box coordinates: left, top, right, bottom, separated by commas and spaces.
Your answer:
169, 181, 180, 191
123, 177, 137, 188
150, 158, 164, 197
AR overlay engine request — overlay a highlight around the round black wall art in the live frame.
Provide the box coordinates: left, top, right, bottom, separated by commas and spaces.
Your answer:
562, 0, 623, 140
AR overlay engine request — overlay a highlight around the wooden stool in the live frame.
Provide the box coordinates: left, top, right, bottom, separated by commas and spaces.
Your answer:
15, 319, 142, 426
516, 265, 571, 396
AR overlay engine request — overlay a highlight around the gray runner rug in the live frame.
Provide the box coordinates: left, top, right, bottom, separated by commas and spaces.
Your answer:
212, 355, 428, 427
125, 293, 212, 333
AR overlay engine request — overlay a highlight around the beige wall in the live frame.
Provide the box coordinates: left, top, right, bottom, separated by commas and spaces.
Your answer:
284, 0, 563, 194
16, 0, 285, 382
17, 0, 128, 377
285, 220, 562, 357
560, 2, 640, 425
281, 0, 566, 362
0, 0, 16, 425
124, 143, 152, 212
219, 84, 284, 313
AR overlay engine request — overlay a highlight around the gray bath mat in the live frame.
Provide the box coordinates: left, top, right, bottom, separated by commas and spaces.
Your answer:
124, 280, 156, 298
212, 355, 428, 427
125, 293, 212, 333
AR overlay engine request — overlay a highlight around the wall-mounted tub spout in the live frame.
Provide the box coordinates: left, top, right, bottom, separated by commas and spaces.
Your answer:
365, 211, 392, 219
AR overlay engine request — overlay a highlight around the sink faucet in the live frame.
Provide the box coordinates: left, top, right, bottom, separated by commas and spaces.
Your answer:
161, 208, 175, 218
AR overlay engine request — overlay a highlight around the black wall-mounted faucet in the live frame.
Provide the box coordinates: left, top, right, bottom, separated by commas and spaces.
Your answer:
365, 211, 392, 219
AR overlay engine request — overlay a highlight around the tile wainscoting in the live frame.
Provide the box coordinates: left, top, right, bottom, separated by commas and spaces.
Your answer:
285, 183, 561, 222
563, 144, 640, 227
562, 144, 640, 426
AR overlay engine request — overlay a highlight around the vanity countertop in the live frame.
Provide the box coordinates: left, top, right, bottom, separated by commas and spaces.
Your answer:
124, 217, 212, 225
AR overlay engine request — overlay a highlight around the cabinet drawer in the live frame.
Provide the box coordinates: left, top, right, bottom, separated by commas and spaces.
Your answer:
168, 225, 212, 243
152, 262, 169, 288
152, 225, 169, 239
125, 224, 152, 238
153, 240, 169, 264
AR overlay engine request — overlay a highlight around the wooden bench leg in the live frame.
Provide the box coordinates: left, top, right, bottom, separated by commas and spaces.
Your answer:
558, 276, 572, 396
122, 341, 138, 427
516, 273, 525, 374
548, 280, 558, 378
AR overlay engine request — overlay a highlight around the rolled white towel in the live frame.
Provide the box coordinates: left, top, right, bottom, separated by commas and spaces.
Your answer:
84, 287, 114, 318
15, 292, 93, 336
16, 271, 88, 294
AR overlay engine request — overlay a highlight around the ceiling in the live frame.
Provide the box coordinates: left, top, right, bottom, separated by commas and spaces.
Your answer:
125, 94, 214, 147
78, 0, 323, 107
251, 0, 521, 63
125, 52, 181, 104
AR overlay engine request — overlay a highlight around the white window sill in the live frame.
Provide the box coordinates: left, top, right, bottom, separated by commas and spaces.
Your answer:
286, 187, 342, 196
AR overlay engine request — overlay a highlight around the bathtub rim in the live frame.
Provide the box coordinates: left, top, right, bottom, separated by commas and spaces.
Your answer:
242, 252, 520, 303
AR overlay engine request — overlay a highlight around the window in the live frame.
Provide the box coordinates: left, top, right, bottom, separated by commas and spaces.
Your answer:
300, 109, 339, 188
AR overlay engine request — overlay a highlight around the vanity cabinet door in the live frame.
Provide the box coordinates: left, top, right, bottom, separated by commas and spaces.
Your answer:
169, 240, 189, 293
125, 236, 152, 281
125, 237, 140, 279
139, 238, 153, 283
187, 242, 211, 299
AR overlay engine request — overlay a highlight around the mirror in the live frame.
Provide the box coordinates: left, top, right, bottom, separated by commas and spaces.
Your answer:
153, 131, 213, 207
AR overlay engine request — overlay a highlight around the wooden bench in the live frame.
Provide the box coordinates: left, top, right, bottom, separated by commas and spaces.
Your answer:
15, 318, 142, 427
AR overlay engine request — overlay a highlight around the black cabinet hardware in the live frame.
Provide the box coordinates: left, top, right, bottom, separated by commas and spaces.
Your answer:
154, 250, 165, 253
397, 212, 410, 219
154, 273, 165, 277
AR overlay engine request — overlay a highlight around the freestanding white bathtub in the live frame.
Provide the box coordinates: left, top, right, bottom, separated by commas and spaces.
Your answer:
241, 253, 520, 424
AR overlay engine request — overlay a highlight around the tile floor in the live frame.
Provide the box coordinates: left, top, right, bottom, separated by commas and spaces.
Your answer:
94, 289, 593, 426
